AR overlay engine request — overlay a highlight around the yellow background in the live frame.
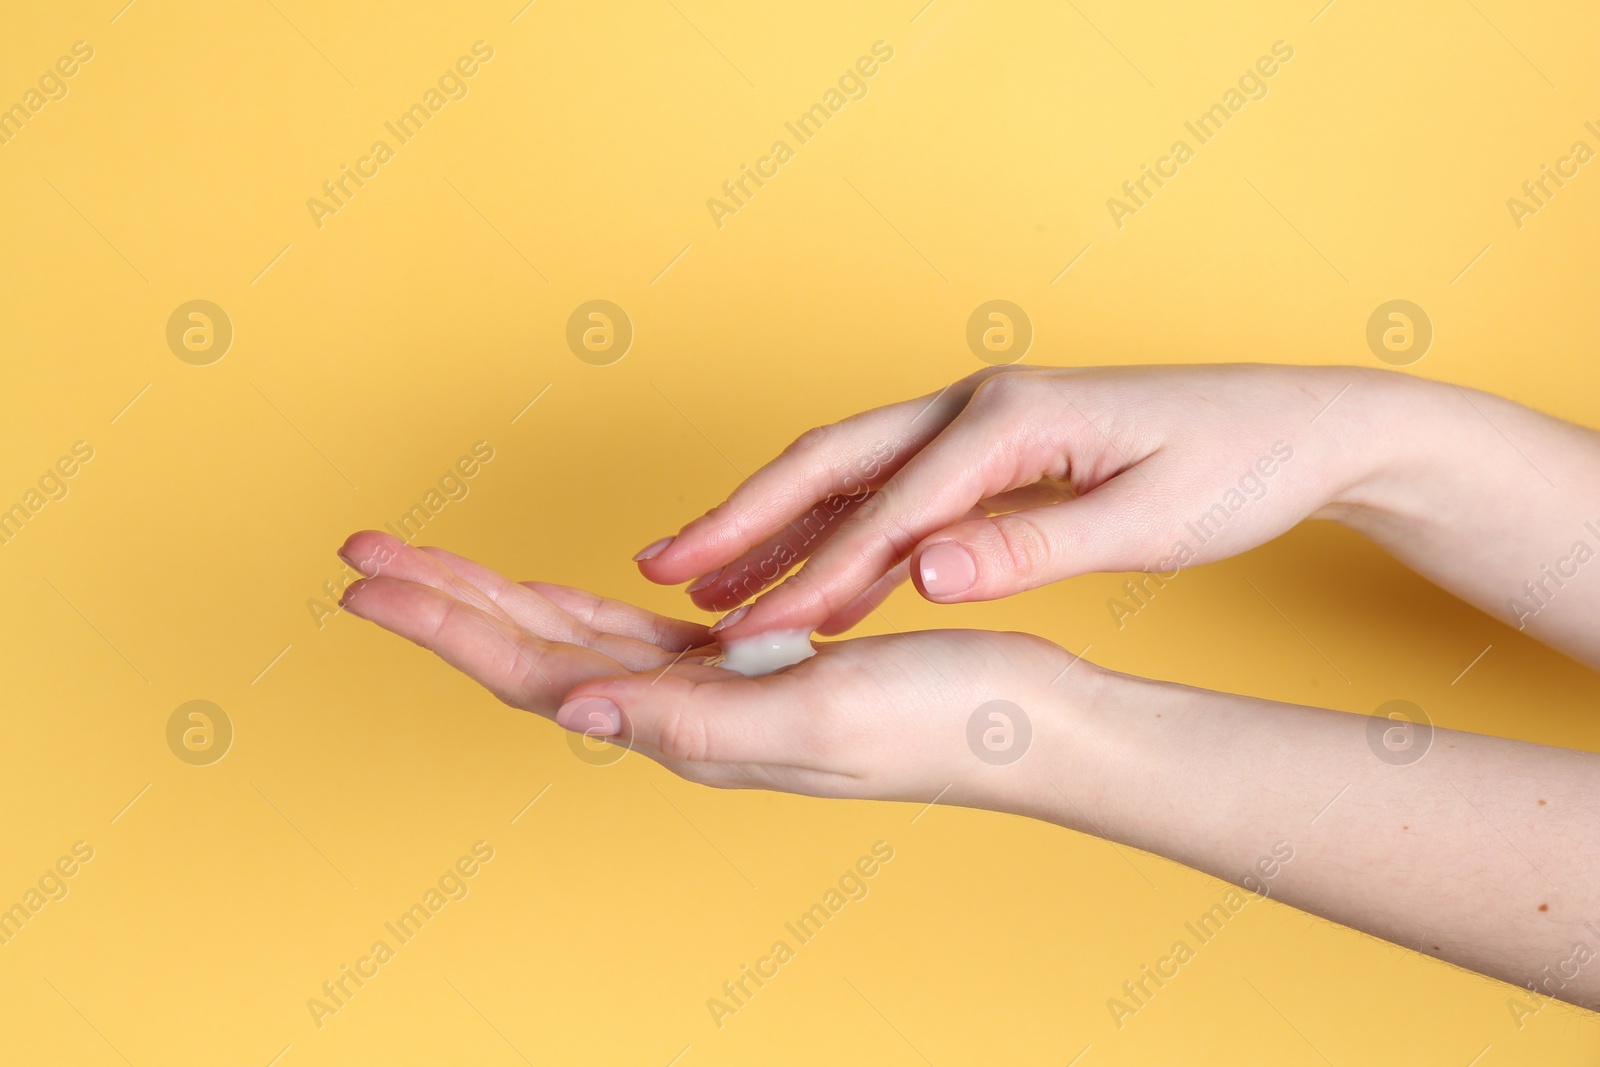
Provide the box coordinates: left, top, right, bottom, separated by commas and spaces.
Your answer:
2, 0, 1597, 1063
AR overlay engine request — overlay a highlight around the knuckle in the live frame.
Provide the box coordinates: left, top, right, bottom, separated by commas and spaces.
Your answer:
970, 367, 1037, 408
509, 637, 556, 703
425, 596, 462, 647
789, 423, 835, 455
989, 512, 1054, 579
655, 705, 710, 763
852, 488, 919, 560
698, 499, 761, 552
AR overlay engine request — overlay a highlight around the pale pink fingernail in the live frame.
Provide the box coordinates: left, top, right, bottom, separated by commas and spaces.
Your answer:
556, 697, 622, 737
919, 542, 977, 596
686, 567, 723, 594
709, 604, 749, 633
339, 579, 369, 612
337, 545, 369, 573
340, 545, 389, 578
633, 536, 674, 562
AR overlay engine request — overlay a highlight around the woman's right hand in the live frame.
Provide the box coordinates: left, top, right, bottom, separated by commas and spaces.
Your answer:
635, 363, 1392, 640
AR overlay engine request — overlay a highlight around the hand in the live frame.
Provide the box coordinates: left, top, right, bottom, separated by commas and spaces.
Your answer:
336, 531, 1081, 806
634, 363, 1383, 639
336, 534, 1600, 1010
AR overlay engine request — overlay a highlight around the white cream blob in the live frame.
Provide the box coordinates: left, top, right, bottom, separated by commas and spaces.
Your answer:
714, 629, 817, 676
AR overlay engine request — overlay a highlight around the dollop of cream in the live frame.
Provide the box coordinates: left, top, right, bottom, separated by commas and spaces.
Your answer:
713, 629, 817, 676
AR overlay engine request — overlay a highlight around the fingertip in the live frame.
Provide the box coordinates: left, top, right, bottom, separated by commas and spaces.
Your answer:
635, 550, 685, 585
634, 536, 685, 583
708, 576, 832, 641
685, 567, 723, 595
337, 530, 373, 567
632, 536, 675, 562
914, 541, 978, 600
555, 696, 623, 736
635, 514, 747, 584
339, 577, 373, 614
339, 529, 404, 577
708, 603, 750, 635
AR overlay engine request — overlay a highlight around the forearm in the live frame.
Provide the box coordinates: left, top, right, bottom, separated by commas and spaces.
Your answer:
1030, 665, 1600, 1007
1327, 370, 1600, 667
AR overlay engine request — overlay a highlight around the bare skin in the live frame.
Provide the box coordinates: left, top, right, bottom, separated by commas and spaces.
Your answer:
639, 365, 1600, 663
340, 364, 1600, 1010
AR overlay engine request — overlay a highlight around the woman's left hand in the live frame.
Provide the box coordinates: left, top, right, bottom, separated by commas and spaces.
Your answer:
336, 530, 1081, 808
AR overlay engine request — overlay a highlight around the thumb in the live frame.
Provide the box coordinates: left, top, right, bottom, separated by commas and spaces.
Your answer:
554, 669, 802, 765
911, 475, 1165, 602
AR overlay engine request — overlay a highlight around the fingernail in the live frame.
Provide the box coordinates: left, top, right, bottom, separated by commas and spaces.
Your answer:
341, 548, 382, 577
709, 604, 749, 633
919, 542, 977, 596
556, 697, 622, 737
686, 567, 723, 594
339, 579, 371, 615
633, 536, 674, 562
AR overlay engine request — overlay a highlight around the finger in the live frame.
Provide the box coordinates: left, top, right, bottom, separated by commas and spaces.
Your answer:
555, 668, 819, 767
682, 490, 869, 612
411, 547, 702, 671
694, 491, 992, 631
815, 559, 910, 636
715, 378, 1118, 638
686, 476, 1072, 615
911, 473, 1170, 602
521, 579, 712, 651
635, 371, 998, 586
341, 533, 667, 670
341, 530, 516, 626
341, 575, 624, 714
809, 500, 994, 634
415, 545, 582, 634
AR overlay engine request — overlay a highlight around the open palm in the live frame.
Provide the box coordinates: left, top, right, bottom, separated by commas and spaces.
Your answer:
338, 530, 1075, 804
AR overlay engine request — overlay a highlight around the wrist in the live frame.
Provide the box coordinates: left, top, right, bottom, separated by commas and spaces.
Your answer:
948, 633, 1100, 820
1028, 662, 1169, 830
1306, 368, 1459, 535
996, 646, 1167, 833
